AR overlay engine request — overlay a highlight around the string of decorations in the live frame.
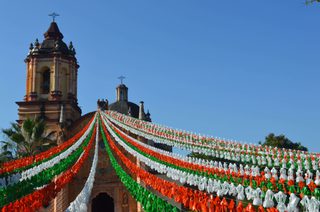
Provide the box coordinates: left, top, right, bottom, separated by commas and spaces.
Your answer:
66, 119, 99, 212
105, 111, 319, 173
104, 114, 320, 200
0, 122, 96, 208
0, 108, 318, 211
99, 117, 179, 212
1, 119, 97, 211
106, 112, 320, 190
0, 116, 95, 176
101, 116, 272, 212
0, 116, 96, 189
102, 114, 320, 211
105, 111, 315, 157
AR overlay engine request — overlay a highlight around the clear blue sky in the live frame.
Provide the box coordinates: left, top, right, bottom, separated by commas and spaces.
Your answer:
0, 1, 319, 152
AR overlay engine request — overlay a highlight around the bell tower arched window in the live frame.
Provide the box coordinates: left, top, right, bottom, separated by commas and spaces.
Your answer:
41, 68, 50, 94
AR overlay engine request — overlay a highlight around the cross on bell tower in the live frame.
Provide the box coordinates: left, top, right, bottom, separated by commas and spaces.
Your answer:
118, 75, 125, 84
48, 12, 60, 22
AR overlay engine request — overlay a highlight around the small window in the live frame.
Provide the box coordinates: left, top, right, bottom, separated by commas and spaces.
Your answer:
120, 90, 124, 101
41, 69, 50, 94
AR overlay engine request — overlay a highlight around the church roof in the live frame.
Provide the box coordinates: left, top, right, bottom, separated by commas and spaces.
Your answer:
117, 84, 128, 89
26, 21, 76, 59
109, 101, 139, 118
44, 21, 64, 40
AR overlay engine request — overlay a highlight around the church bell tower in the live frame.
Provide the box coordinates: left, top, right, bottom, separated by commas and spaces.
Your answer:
16, 19, 81, 132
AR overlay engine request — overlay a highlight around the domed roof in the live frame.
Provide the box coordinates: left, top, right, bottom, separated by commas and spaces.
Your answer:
109, 101, 139, 118
44, 21, 64, 40
116, 84, 128, 89
27, 21, 76, 58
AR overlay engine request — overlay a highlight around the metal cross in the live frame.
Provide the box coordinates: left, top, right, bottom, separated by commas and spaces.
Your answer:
49, 12, 60, 22
118, 76, 126, 84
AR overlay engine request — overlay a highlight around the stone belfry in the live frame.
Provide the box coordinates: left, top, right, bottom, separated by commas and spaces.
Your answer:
16, 19, 81, 132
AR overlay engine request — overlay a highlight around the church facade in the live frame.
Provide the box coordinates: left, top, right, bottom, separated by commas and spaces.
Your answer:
16, 20, 152, 212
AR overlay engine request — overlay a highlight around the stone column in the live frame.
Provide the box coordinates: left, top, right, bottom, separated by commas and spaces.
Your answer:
71, 62, 76, 98
75, 69, 78, 98
68, 61, 72, 95
29, 58, 38, 101
31, 58, 36, 92
51, 57, 62, 100
25, 61, 30, 98
114, 187, 121, 212
69, 63, 72, 97
54, 57, 59, 91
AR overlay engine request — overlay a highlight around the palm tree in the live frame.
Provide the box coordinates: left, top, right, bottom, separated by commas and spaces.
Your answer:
0, 118, 57, 161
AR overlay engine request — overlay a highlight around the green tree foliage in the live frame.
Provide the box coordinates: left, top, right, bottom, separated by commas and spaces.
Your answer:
0, 118, 56, 162
306, 0, 320, 4
259, 133, 308, 151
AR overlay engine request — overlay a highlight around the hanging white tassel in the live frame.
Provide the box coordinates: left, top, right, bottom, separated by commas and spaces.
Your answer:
252, 188, 262, 206
263, 189, 274, 208
286, 193, 299, 212
275, 191, 287, 212
236, 185, 245, 200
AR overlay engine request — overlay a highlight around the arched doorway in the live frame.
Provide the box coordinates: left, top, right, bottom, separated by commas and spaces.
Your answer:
92, 192, 114, 212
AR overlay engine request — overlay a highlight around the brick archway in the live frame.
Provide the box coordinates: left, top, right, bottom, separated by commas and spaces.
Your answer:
91, 192, 114, 212
88, 185, 119, 212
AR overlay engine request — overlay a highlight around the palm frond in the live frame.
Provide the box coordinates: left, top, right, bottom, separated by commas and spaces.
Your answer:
22, 118, 35, 142
10, 133, 24, 143
32, 121, 45, 142
22, 118, 35, 132
11, 123, 21, 133
2, 118, 57, 158
2, 128, 14, 137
